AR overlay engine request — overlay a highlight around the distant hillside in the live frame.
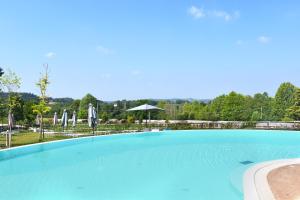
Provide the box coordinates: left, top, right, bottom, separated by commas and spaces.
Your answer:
0, 92, 210, 104
50, 97, 74, 104
150, 98, 211, 104
0, 92, 39, 101
0, 92, 74, 103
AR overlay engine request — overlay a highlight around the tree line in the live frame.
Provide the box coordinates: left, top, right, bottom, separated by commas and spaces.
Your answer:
1, 67, 300, 128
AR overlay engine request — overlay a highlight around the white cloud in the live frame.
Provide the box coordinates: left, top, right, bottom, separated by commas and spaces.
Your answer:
258, 36, 271, 44
188, 6, 205, 19
211, 10, 240, 21
188, 6, 239, 21
45, 52, 56, 58
96, 45, 114, 55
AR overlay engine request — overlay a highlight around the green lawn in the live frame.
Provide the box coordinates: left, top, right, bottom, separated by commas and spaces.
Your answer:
0, 132, 73, 149
0, 124, 144, 149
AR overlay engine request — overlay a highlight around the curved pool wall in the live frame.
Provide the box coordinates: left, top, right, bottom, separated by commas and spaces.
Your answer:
1, 130, 300, 200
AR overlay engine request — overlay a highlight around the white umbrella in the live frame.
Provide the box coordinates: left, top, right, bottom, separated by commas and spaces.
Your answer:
88, 103, 97, 134
72, 111, 77, 127
53, 112, 58, 126
127, 104, 164, 111
127, 104, 164, 125
7, 111, 14, 148
61, 109, 68, 130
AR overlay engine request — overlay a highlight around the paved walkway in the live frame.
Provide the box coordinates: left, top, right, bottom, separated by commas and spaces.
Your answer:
268, 164, 300, 200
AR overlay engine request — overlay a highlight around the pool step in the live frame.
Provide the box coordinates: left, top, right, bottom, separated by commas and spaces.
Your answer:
229, 164, 255, 195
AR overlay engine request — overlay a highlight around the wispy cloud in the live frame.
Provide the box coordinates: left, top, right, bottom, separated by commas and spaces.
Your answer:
211, 10, 240, 21
188, 6, 205, 19
45, 52, 56, 59
188, 6, 239, 21
258, 36, 271, 44
96, 45, 114, 55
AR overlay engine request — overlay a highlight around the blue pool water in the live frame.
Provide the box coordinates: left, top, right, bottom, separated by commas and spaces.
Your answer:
1, 130, 300, 200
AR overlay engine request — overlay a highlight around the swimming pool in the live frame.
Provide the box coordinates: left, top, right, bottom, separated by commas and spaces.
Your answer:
1, 130, 300, 200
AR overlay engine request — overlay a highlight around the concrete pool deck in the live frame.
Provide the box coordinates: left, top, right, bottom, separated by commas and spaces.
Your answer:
244, 159, 300, 200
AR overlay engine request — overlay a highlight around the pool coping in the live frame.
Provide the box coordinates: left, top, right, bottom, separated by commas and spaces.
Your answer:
244, 158, 300, 200
0, 131, 152, 153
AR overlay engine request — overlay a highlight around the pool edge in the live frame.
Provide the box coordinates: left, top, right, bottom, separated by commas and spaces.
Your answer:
243, 158, 300, 200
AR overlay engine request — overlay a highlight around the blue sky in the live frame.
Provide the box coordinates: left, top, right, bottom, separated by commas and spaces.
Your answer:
0, 0, 299, 100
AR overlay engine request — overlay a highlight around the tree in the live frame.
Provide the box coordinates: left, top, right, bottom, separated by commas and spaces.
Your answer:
221, 92, 250, 121
23, 101, 36, 127
287, 88, 300, 120
251, 92, 273, 121
11, 95, 24, 121
206, 95, 226, 121
0, 69, 22, 117
78, 94, 97, 119
0, 67, 5, 123
100, 112, 109, 123
69, 99, 81, 112
0, 69, 21, 147
127, 115, 135, 123
32, 66, 51, 140
251, 111, 261, 122
272, 82, 297, 121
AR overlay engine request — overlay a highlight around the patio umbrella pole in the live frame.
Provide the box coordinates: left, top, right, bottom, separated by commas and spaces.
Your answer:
145, 110, 148, 127
148, 111, 151, 128
9, 127, 11, 148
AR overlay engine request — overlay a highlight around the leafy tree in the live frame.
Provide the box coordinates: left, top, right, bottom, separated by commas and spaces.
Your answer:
11, 95, 24, 121
100, 112, 109, 122
0, 69, 22, 118
221, 92, 250, 121
251, 111, 261, 122
272, 82, 297, 120
127, 115, 135, 123
0, 66, 6, 122
251, 92, 273, 121
32, 66, 51, 140
23, 101, 36, 126
78, 94, 97, 119
287, 88, 300, 120
0, 69, 21, 147
69, 99, 81, 112
0, 98, 6, 125
206, 95, 226, 121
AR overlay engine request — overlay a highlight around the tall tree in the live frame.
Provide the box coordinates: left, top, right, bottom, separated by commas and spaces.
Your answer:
221, 92, 251, 121
23, 100, 36, 127
287, 88, 300, 120
0, 69, 22, 117
251, 92, 273, 121
11, 95, 24, 121
32, 66, 51, 140
272, 82, 297, 121
78, 94, 97, 119
0, 69, 21, 147
206, 95, 226, 121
